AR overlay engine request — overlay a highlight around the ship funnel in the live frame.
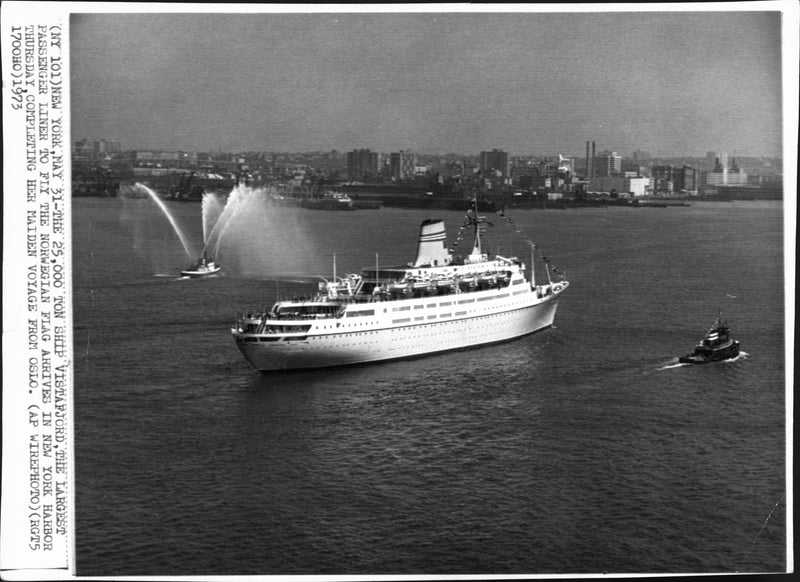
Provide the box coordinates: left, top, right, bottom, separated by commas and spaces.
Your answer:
413, 219, 451, 267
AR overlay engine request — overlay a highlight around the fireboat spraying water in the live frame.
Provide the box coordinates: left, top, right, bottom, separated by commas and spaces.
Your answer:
179, 191, 227, 278
181, 179, 267, 278
181, 252, 221, 278
180, 189, 236, 278
145, 177, 315, 279
119, 183, 228, 278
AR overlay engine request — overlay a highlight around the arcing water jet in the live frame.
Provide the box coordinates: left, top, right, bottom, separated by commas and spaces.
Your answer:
201, 192, 225, 248
135, 183, 197, 260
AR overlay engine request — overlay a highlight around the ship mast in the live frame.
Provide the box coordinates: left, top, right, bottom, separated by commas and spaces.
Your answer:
469, 197, 483, 258
545, 256, 553, 286
472, 219, 482, 255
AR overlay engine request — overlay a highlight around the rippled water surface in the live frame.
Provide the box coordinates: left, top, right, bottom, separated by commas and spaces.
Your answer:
72, 198, 787, 575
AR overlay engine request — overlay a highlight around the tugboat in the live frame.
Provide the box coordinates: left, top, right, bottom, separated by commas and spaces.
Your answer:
181, 253, 221, 278
678, 311, 740, 364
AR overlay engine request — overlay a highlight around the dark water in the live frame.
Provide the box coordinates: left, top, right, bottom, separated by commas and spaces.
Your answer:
72, 197, 786, 575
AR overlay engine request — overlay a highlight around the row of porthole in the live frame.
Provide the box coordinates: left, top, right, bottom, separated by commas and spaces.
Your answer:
386, 288, 527, 313
291, 316, 519, 346
382, 300, 531, 327
302, 306, 533, 338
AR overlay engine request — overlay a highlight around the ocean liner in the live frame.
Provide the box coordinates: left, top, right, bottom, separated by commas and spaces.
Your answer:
232, 206, 569, 371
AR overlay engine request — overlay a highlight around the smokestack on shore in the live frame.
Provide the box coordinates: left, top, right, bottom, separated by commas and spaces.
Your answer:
585, 142, 590, 179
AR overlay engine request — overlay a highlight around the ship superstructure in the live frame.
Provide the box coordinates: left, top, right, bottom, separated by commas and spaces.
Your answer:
232, 205, 568, 371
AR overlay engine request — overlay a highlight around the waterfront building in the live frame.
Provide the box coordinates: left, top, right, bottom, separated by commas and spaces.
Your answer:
480, 149, 510, 177
586, 176, 649, 197
701, 157, 747, 188
538, 155, 574, 178
680, 166, 700, 194
622, 161, 644, 176
510, 165, 540, 180
652, 165, 699, 195
131, 150, 197, 165
703, 170, 749, 187
593, 150, 623, 177
389, 150, 418, 181
347, 148, 380, 181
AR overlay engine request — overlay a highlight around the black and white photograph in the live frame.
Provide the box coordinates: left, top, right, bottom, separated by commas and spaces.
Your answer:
1, 2, 795, 579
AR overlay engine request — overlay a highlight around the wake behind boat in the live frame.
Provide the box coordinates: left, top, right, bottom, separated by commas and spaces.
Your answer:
181, 254, 221, 278
232, 204, 569, 371
678, 311, 740, 364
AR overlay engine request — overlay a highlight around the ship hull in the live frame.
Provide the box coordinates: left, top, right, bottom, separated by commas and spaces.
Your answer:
678, 341, 740, 364
181, 266, 221, 278
235, 293, 562, 372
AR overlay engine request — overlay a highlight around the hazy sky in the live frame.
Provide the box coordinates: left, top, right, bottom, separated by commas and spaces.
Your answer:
70, 8, 784, 157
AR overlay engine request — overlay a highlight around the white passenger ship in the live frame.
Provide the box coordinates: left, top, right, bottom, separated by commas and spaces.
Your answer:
232, 207, 568, 371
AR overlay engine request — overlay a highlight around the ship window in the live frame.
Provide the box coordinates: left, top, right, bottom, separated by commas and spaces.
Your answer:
440, 301, 452, 306
278, 325, 312, 333
393, 306, 411, 312
458, 298, 475, 304
456, 311, 467, 316
392, 318, 411, 324
414, 304, 424, 309
346, 309, 375, 317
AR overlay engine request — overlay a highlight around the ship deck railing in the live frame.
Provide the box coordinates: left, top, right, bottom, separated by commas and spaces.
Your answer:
234, 277, 567, 333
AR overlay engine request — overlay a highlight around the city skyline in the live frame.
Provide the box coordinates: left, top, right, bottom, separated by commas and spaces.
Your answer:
71, 7, 787, 158
72, 139, 786, 163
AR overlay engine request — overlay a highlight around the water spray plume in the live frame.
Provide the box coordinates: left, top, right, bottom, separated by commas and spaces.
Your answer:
212, 184, 250, 257
204, 183, 245, 256
134, 183, 197, 260
202, 192, 225, 247
201, 183, 323, 278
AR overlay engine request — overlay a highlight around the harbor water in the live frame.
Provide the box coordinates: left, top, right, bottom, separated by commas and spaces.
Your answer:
72, 197, 787, 575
